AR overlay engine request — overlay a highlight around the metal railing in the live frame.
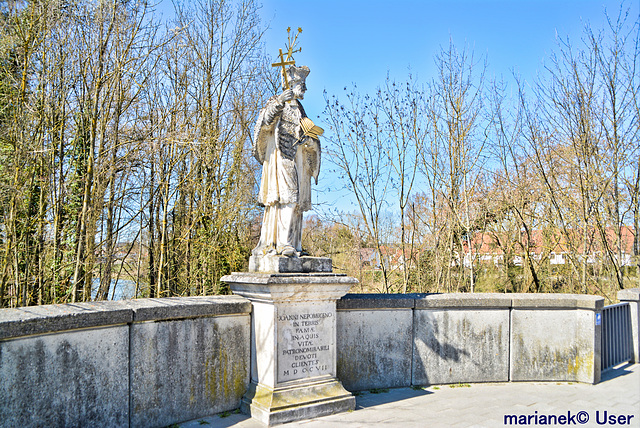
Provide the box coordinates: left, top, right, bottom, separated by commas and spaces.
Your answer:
601, 302, 633, 371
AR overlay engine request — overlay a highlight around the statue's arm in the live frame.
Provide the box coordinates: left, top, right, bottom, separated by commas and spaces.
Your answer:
253, 95, 285, 163
263, 97, 285, 125
263, 89, 294, 125
253, 90, 296, 164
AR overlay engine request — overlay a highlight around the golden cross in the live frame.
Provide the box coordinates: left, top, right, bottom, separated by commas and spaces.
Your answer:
271, 48, 296, 89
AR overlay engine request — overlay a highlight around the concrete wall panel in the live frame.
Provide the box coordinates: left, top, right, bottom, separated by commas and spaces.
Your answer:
412, 308, 509, 385
336, 309, 413, 391
130, 314, 250, 428
0, 325, 129, 428
510, 309, 600, 383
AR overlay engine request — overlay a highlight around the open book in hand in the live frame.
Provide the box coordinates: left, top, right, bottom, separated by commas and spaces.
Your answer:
300, 117, 324, 139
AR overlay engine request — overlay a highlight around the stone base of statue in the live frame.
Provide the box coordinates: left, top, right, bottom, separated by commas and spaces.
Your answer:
221, 269, 357, 426
249, 255, 332, 273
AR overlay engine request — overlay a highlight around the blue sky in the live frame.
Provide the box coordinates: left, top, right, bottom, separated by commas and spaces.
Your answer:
257, 0, 639, 214
259, 1, 636, 117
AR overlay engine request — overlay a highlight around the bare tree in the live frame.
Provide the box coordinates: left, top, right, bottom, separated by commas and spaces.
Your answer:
588, 6, 639, 290
378, 76, 426, 292
487, 77, 544, 292
423, 40, 487, 292
324, 86, 394, 292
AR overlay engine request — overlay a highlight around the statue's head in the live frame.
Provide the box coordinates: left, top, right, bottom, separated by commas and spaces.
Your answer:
284, 65, 309, 99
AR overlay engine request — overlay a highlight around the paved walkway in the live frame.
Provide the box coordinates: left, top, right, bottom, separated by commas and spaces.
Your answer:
181, 363, 640, 428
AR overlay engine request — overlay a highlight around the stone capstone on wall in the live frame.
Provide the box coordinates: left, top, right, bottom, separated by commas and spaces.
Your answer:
0, 300, 133, 340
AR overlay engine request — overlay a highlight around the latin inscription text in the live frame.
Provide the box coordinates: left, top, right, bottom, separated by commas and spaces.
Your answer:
278, 310, 333, 381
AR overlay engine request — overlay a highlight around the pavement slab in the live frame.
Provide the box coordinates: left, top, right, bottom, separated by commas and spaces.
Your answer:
179, 363, 639, 428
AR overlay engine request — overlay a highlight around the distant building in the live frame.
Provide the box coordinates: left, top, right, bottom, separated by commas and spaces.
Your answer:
359, 248, 381, 269
359, 246, 419, 271
460, 226, 636, 268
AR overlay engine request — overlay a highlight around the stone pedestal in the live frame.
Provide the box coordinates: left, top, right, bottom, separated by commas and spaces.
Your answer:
248, 255, 332, 273
221, 271, 356, 426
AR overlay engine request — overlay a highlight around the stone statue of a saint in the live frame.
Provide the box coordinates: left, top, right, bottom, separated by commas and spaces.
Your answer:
252, 65, 321, 258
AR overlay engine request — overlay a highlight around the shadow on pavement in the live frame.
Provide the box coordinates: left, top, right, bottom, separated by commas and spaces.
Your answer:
600, 362, 635, 383
354, 387, 433, 409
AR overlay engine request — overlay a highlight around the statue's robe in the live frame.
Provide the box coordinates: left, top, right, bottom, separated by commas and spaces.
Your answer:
252, 96, 321, 254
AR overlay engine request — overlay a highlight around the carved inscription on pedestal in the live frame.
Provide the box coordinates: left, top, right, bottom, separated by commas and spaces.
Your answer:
277, 303, 334, 383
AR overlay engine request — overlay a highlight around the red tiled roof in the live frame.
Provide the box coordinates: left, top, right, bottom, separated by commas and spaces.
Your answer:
464, 226, 635, 256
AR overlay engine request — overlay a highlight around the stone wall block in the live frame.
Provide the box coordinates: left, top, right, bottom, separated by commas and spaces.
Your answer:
0, 325, 129, 428
129, 314, 251, 428
412, 308, 510, 385
510, 308, 601, 383
337, 309, 413, 391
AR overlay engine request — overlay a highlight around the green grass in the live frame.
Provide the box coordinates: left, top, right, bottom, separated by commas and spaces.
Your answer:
449, 383, 471, 388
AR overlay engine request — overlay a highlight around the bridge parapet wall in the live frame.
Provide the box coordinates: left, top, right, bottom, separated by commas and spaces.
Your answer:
0, 297, 251, 428
336, 293, 605, 391
1, 291, 630, 426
